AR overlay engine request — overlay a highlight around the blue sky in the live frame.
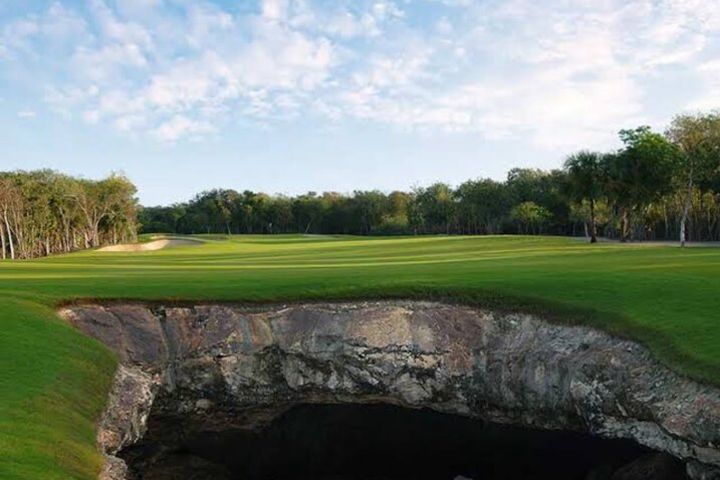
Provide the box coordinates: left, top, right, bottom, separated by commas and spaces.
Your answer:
1, 0, 719, 205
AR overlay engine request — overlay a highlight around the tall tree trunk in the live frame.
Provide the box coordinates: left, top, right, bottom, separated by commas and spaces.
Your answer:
0, 223, 5, 260
3, 211, 15, 260
680, 176, 693, 248
589, 198, 598, 243
59, 211, 71, 252
92, 221, 100, 247
620, 207, 630, 242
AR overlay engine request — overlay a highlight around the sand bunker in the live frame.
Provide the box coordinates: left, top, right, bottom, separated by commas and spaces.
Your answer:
97, 237, 202, 252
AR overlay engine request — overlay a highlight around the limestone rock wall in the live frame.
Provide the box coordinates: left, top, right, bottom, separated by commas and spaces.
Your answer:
60, 302, 720, 480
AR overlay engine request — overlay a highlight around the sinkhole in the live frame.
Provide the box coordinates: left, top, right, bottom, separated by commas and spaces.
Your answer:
62, 303, 718, 479
117, 403, 681, 480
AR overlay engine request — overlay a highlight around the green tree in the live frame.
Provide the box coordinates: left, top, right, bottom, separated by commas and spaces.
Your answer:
510, 201, 551, 234
506, 168, 570, 235
0, 170, 137, 258
292, 192, 325, 234
455, 179, 512, 234
412, 183, 456, 234
0, 176, 20, 259
69, 173, 137, 248
604, 127, 679, 241
666, 112, 720, 246
563, 151, 604, 243
352, 190, 388, 235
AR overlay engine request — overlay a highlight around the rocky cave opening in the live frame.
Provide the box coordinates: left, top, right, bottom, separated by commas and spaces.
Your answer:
117, 403, 678, 480
62, 303, 720, 479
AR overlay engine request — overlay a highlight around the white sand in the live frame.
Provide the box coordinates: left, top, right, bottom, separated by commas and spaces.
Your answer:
97, 237, 203, 252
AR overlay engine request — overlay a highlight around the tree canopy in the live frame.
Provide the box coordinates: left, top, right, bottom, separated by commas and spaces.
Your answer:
0, 171, 137, 259
139, 116, 720, 245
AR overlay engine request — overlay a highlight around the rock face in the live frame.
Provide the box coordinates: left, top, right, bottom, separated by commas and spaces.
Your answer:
60, 301, 720, 479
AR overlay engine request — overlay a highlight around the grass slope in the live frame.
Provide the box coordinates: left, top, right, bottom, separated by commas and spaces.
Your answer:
1, 234, 720, 479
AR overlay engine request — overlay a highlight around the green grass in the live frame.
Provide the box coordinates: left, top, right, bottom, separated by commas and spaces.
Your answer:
2, 234, 720, 478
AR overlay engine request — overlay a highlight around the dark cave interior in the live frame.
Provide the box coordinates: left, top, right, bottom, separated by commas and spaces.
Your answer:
120, 403, 685, 480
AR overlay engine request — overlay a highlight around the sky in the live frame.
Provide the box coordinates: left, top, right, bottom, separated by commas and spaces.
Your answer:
1, 0, 719, 205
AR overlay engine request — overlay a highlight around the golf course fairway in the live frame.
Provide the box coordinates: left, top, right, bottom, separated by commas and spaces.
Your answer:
1, 234, 719, 479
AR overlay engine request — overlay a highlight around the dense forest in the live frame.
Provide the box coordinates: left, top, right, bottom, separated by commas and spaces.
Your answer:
142, 112, 720, 244
3, 112, 719, 260
0, 170, 137, 259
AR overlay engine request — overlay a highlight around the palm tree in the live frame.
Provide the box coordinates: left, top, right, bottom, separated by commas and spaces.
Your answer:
564, 151, 603, 243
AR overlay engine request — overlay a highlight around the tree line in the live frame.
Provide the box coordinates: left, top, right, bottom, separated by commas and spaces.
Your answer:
4, 111, 719, 260
0, 170, 138, 259
142, 112, 720, 243
564, 113, 720, 244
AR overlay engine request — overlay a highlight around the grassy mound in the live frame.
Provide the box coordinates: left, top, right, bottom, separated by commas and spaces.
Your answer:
1, 234, 719, 479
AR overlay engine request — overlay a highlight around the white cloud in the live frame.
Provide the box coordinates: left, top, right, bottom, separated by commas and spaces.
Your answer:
186, 4, 234, 46
17, 110, 37, 118
321, 0, 648, 148
371, 1, 404, 21
4, 19, 40, 42
688, 60, 720, 111
435, 17, 453, 35
152, 115, 214, 142
116, 0, 164, 17
0, 2, 88, 57
261, 0, 289, 22
319, 0, 717, 148
88, 0, 153, 49
73, 43, 148, 82
372, 53, 430, 87
287, 1, 404, 39
427, 0, 473, 6
41, 2, 88, 39
1, 0, 718, 147
7, 1, 337, 139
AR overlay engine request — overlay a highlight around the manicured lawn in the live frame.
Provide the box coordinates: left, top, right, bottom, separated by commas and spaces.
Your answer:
1, 234, 720, 479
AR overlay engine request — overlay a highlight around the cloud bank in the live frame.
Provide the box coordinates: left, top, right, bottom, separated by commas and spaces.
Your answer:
1, 0, 719, 148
